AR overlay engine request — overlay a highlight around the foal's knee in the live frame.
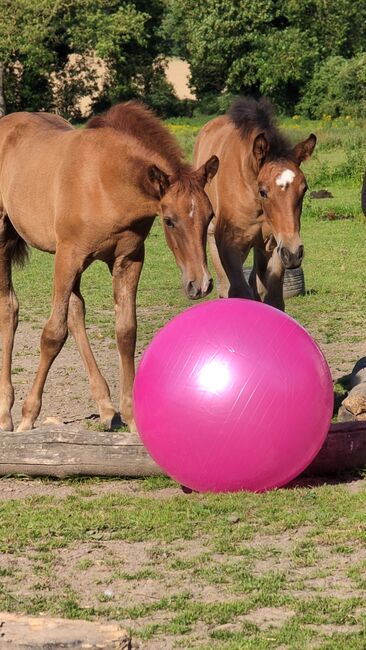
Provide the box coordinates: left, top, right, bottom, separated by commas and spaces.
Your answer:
116, 324, 136, 350
41, 319, 68, 356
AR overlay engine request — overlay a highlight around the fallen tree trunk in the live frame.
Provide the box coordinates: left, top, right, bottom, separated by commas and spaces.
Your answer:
0, 426, 162, 478
0, 422, 365, 479
303, 421, 366, 475
0, 612, 130, 649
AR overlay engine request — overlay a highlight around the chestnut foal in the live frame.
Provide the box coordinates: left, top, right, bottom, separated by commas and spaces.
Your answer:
194, 97, 316, 310
0, 101, 218, 432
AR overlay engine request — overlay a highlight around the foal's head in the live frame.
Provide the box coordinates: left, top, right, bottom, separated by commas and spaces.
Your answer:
254, 132, 316, 269
147, 156, 219, 299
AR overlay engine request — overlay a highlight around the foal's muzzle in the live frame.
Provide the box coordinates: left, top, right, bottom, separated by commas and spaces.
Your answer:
186, 277, 213, 300
278, 244, 304, 269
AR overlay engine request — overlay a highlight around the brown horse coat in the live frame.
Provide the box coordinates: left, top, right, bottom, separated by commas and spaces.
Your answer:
193, 97, 316, 309
0, 102, 218, 432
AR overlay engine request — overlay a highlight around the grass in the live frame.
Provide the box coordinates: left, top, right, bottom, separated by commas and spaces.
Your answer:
2, 114, 366, 648
1, 483, 364, 552
0, 480, 365, 647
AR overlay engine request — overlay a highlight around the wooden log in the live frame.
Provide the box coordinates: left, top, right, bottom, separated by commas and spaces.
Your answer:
0, 425, 162, 478
304, 421, 366, 475
0, 612, 130, 649
0, 422, 365, 479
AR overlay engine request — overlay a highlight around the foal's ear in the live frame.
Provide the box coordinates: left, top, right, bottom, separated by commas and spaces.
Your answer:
195, 155, 219, 186
292, 133, 317, 165
147, 164, 170, 198
252, 132, 269, 171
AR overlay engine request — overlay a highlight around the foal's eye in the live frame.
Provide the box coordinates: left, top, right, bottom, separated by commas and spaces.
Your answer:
164, 217, 175, 229
259, 189, 268, 199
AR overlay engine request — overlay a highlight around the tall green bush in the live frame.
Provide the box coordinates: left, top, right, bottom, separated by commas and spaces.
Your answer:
297, 53, 366, 118
163, 0, 366, 114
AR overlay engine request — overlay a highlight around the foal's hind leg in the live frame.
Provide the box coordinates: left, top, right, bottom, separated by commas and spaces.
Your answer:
68, 279, 117, 429
18, 245, 84, 431
0, 220, 19, 431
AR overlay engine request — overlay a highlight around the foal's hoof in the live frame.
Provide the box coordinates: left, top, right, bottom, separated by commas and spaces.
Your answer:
17, 418, 34, 432
126, 417, 138, 433
101, 409, 121, 431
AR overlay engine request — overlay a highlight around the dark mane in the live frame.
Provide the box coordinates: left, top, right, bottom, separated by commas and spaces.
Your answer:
228, 97, 294, 160
86, 101, 187, 175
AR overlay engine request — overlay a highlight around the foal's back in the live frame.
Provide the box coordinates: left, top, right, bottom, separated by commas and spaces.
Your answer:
0, 112, 84, 252
0, 110, 162, 255
194, 115, 258, 222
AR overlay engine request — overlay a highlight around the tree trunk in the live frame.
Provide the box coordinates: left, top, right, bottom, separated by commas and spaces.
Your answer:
0, 62, 6, 117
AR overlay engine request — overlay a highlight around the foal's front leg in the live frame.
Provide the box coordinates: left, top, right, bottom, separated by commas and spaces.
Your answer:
109, 247, 145, 432
215, 229, 253, 299
17, 246, 84, 431
254, 246, 285, 311
207, 221, 230, 298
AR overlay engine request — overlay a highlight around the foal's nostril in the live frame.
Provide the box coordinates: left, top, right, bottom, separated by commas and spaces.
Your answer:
279, 245, 303, 269
206, 277, 214, 295
187, 277, 213, 299
279, 246, 291, 267
187, 281, 199, 298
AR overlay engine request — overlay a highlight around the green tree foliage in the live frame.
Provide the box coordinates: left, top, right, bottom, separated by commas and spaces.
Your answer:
0, 0, 167, 116
163, 0, 366, 113
0, 0, 365, 118
298, 54, 366, 119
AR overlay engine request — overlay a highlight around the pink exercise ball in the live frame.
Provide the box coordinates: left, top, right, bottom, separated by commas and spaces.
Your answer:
133, 299, 333, 493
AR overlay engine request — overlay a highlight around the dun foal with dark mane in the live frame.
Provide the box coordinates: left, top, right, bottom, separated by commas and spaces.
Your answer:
194, 97, 316, 310
0, 101, 218, 432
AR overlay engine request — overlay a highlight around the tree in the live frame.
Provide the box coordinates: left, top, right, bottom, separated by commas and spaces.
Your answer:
0, 0, 168, 116
297, 54, 366, 119
163, 0, 366, 113
175, 0, 274, 101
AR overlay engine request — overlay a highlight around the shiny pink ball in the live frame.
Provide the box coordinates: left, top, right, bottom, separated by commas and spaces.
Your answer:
133, 299, 333, 492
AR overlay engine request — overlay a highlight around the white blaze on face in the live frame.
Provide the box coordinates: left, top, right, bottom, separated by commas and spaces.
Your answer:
189, 196, 196, 219
276, 169, 296, 191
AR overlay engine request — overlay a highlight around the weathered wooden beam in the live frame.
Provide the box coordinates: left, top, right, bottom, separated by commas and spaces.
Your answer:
0, 612, 130, 649
0, 422, 365, 479
0, 426, 162, 478
304, 421, 366, 475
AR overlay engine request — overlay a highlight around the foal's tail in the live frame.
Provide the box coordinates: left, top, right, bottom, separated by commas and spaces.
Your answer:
7, 219, 29, 267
